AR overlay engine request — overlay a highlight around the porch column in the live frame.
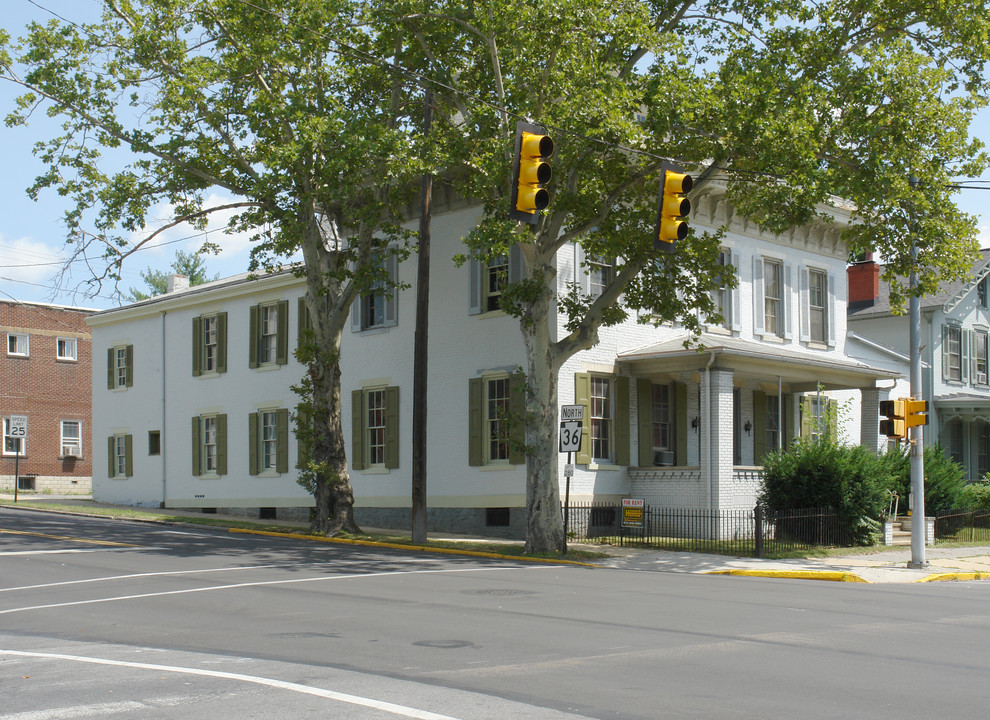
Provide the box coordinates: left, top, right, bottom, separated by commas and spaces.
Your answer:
860, 386, 889, 453
707, 368, 735, 514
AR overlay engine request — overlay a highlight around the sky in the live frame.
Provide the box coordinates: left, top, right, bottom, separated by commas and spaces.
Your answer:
1, 0, 988, 311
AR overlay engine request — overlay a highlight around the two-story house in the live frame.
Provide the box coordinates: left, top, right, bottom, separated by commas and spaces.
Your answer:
1, 299, 95, 493
847, 250, 990, 481
88, 187, 897, 536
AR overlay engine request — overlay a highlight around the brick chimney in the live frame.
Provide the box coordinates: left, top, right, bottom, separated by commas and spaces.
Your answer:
847, 253, 879, 308
167, 274, 190, 293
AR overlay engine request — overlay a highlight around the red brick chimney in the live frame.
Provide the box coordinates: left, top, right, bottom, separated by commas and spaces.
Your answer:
847, 253, 879, 307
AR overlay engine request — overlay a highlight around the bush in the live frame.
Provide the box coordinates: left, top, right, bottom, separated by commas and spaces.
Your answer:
874, 445, 967, 515
962, 478, 990, 510
759, 440, 892, 545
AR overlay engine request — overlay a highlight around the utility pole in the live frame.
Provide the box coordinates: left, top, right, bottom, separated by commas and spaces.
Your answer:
411, 88, 433, 544
907, 175, 928, 569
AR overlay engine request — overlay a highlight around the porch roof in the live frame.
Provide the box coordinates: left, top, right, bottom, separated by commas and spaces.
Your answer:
616, 333, 901, 391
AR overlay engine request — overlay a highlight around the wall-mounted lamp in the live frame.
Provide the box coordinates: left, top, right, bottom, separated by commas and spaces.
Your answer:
744, 420, 752, 436
691, 416, 700, 431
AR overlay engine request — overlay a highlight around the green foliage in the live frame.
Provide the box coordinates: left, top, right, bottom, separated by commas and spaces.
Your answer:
962, 478, 990, 510
125, 250, 219, 302
760, 440, 894, 545
875, 445, 968, 514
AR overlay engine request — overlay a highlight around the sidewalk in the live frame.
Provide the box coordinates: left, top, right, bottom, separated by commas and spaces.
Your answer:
4, 494, 990, 584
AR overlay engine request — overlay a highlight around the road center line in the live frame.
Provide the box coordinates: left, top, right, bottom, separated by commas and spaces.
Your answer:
0, 649, 462, 720
0, 528, 143, 547
0, 564, 285, 593
0, 565, 548, 615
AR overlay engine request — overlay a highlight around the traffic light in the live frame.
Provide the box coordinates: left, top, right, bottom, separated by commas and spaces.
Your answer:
879, 399, 906, 440
510, 120, 554, 225
904, 397, 928, 429
654, 161, 693, 253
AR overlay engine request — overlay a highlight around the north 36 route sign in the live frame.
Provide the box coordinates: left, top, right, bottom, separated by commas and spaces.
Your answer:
559, 421, 582, 453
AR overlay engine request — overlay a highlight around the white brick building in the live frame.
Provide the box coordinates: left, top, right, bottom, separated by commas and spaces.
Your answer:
88, 190, 897, 535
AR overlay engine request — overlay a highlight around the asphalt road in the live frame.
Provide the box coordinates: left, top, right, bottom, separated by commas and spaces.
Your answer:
3, 508, 990, 719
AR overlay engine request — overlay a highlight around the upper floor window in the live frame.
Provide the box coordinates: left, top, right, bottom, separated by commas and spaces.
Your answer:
808, 269, 828, 343
193, 313, 227, 376
587, 255, 614, 300
249, 301, 288, 368
764, 260, 783, 337
352, 255, 399, 332
7, 333, 28, 357
979, 277, 988, 308
943, 325, 962, 382
469, 247, 522, 316
56, 337, 77, 361
974, 330, 989, 386
485, 255, 509, 312
714, 250, 732, 329
61, 420, 82, 457
107, 345, 133, 390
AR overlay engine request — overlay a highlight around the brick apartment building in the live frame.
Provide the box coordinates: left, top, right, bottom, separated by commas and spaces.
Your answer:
1, 299, 95, 493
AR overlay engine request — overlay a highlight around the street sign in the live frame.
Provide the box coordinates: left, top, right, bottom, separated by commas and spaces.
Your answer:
559, 420, 582, 452
622, 498, 644, 528
564, 463, 574, 477
561, 405, 584, 421
7, 415, 27, 438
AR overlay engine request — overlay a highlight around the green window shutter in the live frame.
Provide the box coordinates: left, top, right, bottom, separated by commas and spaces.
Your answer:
297, 297, 311, 351
248, 412, 259, 476
276, 408, 289, 473
509, 373, 526, 465
296, 403, 310, 469
800, 396, 813, 439
216, 414, 227, 475
753, 390, 767, 462
107, 436, 115, 477
615, 375, 630, 466
192, 316, 202, 377
637, 379, 653, 467
351, 390, 366, 470
783, 394, 794, 448
191, 417, 201, 476
124, 434, 133, 477
675, 381, 688, 466
249, 305, 259, 368
574, 373, 592, 464
385, 386, 400, 469
828, 398, 838, 441
216, 312, 227, 374
125, 345, 134, 387
107, 348, 114, 389
276, 300, 289, 365
468, 378, 483, 466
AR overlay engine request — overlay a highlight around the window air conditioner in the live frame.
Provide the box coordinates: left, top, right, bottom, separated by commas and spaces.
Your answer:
979, 372, 988, 385
63, 445, 81, 458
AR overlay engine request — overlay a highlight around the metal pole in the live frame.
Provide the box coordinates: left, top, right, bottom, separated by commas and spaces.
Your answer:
562, 451, 571, 556
13, 451, 19, 503
907, 176, 928, 568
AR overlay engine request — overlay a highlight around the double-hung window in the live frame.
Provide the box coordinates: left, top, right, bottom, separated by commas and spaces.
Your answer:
943, 325, 962, 382
249, 301, 288, 368
764, 260, 783, 337
469, 247, 523, 316
352, 254, 399, 332
192, 414, 227, 476
808, 269, 828, 343
974, 330, 989, 386
573, 373, 630, 466
107, 345, 133, 389
351, 386, 399, 470
587, 255, 613, 299
249, 408, 289, 475
106, 433, 132, 478
486, 378, 512, 463
61, 420, 82, 457
193, 313, 227, 376
56, 337, 77, 361
468, 375, 524, 466
485, 254, 509, 312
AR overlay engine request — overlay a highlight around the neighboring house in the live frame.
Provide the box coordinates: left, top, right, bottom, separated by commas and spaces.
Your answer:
1, 300, 95, 493
88, 187, 897, 536
847, 250, 990, 482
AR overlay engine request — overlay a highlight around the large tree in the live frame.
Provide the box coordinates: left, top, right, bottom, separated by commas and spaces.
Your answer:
387, 0, 989, 551
1, 0, 436, 534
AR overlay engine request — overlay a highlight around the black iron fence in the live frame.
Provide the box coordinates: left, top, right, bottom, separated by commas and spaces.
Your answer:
934, 509, 990, 543
564, 502, 849, 557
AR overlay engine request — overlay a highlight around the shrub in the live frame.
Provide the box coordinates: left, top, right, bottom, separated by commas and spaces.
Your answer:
759, 440, 892, 545
875, 445, 967, 515
962, 478, 990, 510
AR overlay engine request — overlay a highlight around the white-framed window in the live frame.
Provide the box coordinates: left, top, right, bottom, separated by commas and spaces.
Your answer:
979, 277, 988, 309
485, 254, 509, 312
107, 345, 133, 389
651, 384, 672, 454
766, 398, 781, 454
590, 376, 613, 462
808, 269, 828, 343
114, 435, 128, 477
7, 333, 29, 357
587, 255, 613, 299
260, 305, 278, 364
764, 259, 783, 337
56, 337, 77, 361
203, 315, 218, 372
486, 377, 512, 463
260, 410, 278, 471
365, 390, 387, 466
3, 418, 26, 457
714, 249, 732, 329
943, 325, 962, 382
975, 330, 989, 386
61, 420, 82, 457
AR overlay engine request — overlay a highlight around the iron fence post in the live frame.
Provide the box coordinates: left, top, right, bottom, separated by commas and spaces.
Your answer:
754, 504, 764, 558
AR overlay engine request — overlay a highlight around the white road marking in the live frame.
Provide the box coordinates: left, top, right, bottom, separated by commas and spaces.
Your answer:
1, 649, 462, 720
0, 550, 110, 557
0, 565, 284, 593
0, 565, 549, 615
0, 700, 148, 719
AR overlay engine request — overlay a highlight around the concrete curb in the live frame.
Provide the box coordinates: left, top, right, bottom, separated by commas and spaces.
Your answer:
229, 528, 600, 567
916, 571, 990, 583
705, 569, 869, 583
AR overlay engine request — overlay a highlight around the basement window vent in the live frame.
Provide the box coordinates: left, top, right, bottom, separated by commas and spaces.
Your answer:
486, 507, 511, 527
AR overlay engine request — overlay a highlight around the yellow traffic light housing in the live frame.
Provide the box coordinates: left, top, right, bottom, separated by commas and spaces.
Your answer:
510, 121, 554, 225
904, 397, 928, 429
654, 161, 693, 252
879, 399, 906, 440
